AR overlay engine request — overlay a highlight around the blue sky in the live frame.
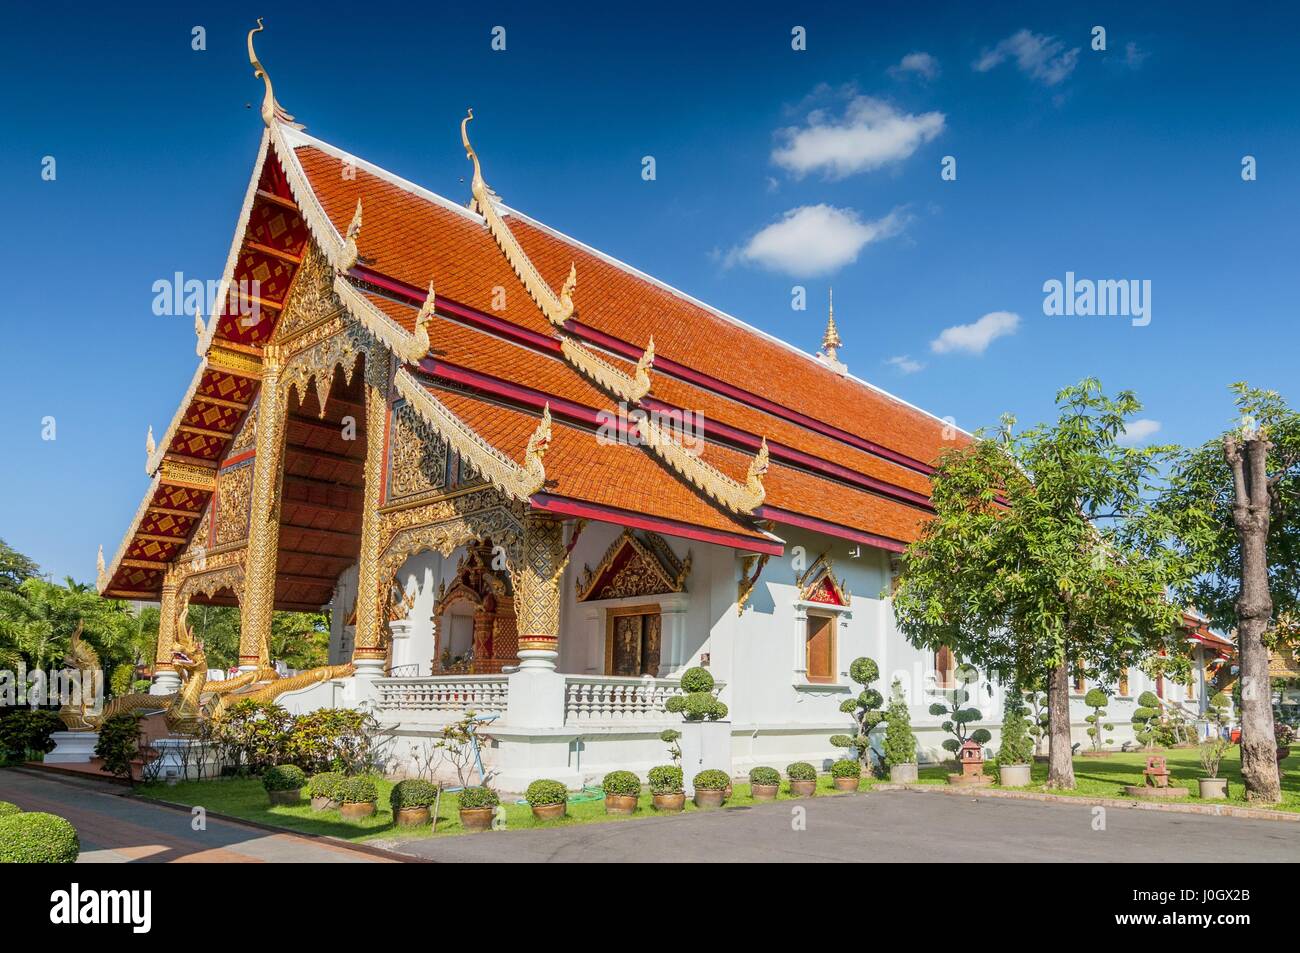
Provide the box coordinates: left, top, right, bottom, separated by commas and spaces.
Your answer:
2, 1, 1297, 582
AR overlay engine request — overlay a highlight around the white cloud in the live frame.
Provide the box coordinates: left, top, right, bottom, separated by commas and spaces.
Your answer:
772, 95, 945, 179
889, 52, 940, 81
886, 355, 925, 374
1123, 42, 1150, 69
929, 311, 1020, 355
1118, 419, 1162, 445
974, 29, 1080, 86
728, 205, 905, 277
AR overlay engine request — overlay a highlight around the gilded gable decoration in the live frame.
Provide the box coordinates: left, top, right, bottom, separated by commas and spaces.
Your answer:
797, 553, 850, 607
737, 552, 770, 615
247, 19, 301, 129
576, 528, 691, 602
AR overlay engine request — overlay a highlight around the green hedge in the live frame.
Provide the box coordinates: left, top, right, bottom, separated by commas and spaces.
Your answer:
748, 766, 780, 786
390, 778, 439, 810
786, 761, 817, 781
0, 801, 22, 817
457, 786, 500, 809
261, 764, 306, 792
647, 765, 683, 795
335, 776, 378, 804
525, 779, 568, 807
601, 770, 641, 797
680, 667, 715, 693
0, 812, 79, 863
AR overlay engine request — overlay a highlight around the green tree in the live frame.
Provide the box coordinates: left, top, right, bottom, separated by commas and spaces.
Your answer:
0, 539, 40, 593
269, 612, 330, 670
882, 679, 917, 768
995, 689, 1034, 766
0, 577, 139, 673
186, 604, 241, 671
829, 657, 885, 770
1161, 382, 1300, 803
894, 380, 1193, 789
929, 663, 992, 757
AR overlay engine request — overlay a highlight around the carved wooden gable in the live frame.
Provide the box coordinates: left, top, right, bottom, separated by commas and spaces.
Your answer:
576, 529, 691, 602
798, 554, 849, 606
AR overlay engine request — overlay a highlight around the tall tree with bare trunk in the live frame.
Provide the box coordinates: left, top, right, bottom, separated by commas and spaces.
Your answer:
1162, 384, 1300, 803
893, 380, 1192, 789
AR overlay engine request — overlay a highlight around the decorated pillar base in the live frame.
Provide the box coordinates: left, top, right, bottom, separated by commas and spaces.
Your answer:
387, 619, 414, 673
516, 642, 558, 672
151, 667, 181, 695
352, 649, 387, 680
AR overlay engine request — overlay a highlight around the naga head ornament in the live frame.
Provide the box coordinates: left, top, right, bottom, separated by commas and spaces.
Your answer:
247, 19, 302, 129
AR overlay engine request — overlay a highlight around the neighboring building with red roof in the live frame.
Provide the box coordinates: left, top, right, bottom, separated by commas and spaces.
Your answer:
95, 27, 1226, 786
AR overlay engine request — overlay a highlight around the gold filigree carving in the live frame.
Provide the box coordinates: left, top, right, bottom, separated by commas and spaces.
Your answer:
393, 369, 546, 501
332, 275, 433, 365
352, 381, 391, 659
214, 463, 254, 546
208, 344, 264, 378
737, 553, 770, 615
514, 514, 567, 651
272, 243, 340, 343
387, 401, 447, 503
159, 459, 217, 492
576, 528, 691, 601
797, 553, 851, 606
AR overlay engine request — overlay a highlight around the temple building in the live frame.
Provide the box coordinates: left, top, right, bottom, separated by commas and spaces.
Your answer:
97, 26, 1229, 787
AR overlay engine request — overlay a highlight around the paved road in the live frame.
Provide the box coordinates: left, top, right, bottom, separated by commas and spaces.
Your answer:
0, 768, 390, 863
396, 789, 1300, 863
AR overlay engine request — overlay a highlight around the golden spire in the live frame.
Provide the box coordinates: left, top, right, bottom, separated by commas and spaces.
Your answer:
96, 545, 106, 588
247, 18, 302, 129
821, 287, 842, 361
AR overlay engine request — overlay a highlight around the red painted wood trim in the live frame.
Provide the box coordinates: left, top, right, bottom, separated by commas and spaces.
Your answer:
530, 494, 785, 555
219, 449, 257, 471
755, 505, 908, 555
348, 265, 936, 476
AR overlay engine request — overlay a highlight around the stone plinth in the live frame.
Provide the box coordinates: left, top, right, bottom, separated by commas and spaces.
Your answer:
45, 731, 99, 764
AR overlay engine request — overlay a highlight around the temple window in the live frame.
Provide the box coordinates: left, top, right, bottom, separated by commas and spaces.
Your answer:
805, 612, 836, 683
605, 606, 662, 677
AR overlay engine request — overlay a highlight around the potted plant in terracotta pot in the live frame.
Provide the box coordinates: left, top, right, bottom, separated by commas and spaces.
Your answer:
883, 679, 919, 782
994, 691, 1033, 787
602, 770, 641, 815
335, 776, 378, 822
525, 779, 568, 820
457, 785, 499, 831
261, 764, 306, 806
749, 766, 780, 800
786, 761, 817, 797
692, 769, 729, 808
390, 778, 439, 827
306, 771, 343, 811
831, 759, 861, 792
1197, 738, 1230, 799
648, 765, 685, 811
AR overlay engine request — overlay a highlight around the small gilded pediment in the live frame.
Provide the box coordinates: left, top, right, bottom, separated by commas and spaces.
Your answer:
797, 554, 850, 606
576, 529, 690, 602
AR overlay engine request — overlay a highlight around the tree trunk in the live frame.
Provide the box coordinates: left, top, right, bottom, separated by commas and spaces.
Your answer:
1045, 658, 1076, 789
1226, 435, 1281, 803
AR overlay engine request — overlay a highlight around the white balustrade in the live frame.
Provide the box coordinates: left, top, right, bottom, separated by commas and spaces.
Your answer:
375, 675, 508, 714
564, 675, 723, 725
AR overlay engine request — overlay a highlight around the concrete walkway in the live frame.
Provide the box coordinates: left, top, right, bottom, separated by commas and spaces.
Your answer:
396, 788, 1300, 863
0, 768, 391, 863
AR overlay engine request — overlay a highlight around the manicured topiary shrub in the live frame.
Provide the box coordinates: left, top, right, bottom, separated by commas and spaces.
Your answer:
525, 779, 568, 807
335, 776, 378, 804
786, 761, 816, 782
692, 769, 729, 792
390, 778, 439, 811
1084, 688, 1114, 751
831, 758, 861, 779
457, 786, 500, 809
306, 771, 344, 799
830, 656, 886, 771
0, 812, 79, 863
601, 770, 641, 798
680, 666, 715, 694
883, 679, 918, 768
749, 766, 780, 787
1132, 691, 1163, 749
666, 691, 728, 721
995, 690, 1034, 766
648, 765, 683, 795
0, 801, 21, 817
261, 763, 306, 792
930, 663, 991, 758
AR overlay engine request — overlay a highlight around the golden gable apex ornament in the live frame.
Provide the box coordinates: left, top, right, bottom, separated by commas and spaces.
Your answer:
247, 19, 303, 129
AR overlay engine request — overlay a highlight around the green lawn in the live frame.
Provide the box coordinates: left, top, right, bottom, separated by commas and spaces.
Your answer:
135, 772, 863, 843
135, 748, 1298, 846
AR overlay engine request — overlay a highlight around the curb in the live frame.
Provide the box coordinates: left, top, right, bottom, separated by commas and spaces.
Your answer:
870, 782, 1300, 823
133, 794, 432, 863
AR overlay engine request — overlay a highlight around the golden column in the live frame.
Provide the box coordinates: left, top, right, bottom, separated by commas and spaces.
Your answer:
151, 568, 182, 694
350, 358, 392, 676
239, 347, 286, 671
514, 514, 567, 671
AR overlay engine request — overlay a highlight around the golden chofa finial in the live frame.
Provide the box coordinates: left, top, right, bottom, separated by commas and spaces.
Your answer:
146, 425, 156, 457
247, 18, 303, 129
460, 108, 499, 211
